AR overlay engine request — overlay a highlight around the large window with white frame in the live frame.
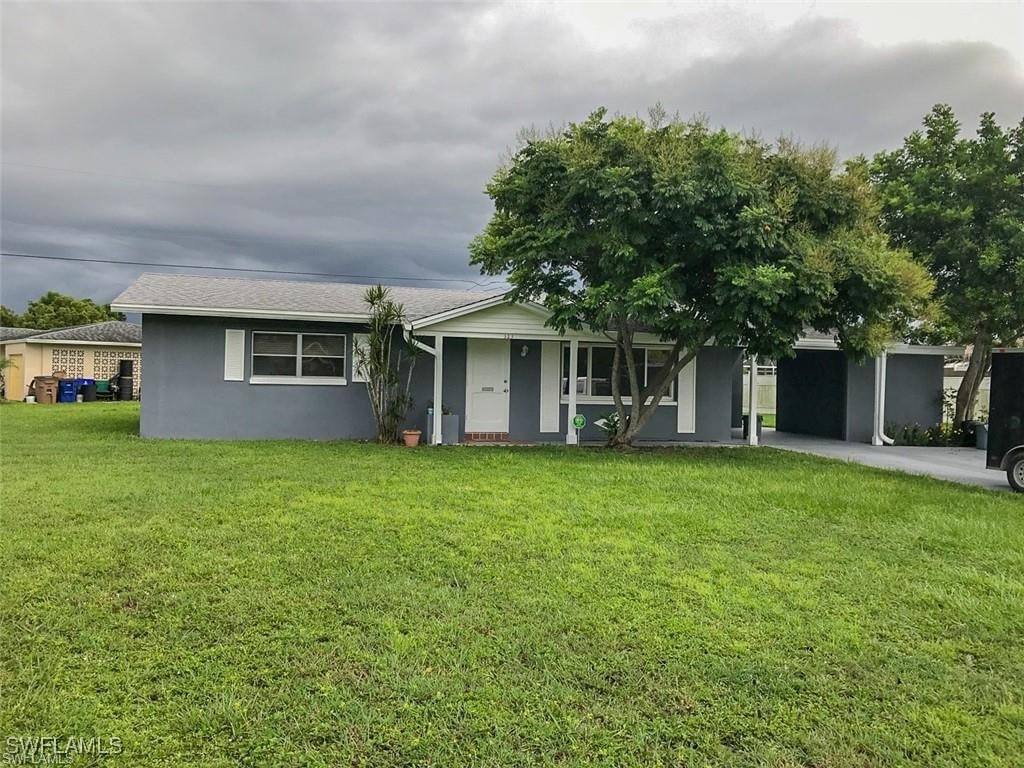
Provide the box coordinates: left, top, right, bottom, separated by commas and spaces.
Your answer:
561, 344, 675, 402
251, 332, 347, 384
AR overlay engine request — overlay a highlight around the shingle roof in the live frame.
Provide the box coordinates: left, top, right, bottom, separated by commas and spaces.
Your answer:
15, 321, 141, 344
0, 327, 42, 341
111, 273, 502, 321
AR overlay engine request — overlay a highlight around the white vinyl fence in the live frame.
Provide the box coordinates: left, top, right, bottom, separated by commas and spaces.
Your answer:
742, 365, 777, 415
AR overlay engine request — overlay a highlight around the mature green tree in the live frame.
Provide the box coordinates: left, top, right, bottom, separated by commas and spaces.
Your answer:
471, 108, 932, 447
18, 291, 125, 330
871, 105, 1024, 422
0, 305, 20, 327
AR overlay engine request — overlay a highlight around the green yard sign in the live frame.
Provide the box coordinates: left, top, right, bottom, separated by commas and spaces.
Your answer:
571, 414, 586, 430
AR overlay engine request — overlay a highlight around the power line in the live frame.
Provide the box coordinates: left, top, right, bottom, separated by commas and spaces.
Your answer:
0, 251, 505, 290
0, 162, 511, 291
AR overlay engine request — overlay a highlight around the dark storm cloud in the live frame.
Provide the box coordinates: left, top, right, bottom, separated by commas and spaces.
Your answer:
2, 3, 1022, 309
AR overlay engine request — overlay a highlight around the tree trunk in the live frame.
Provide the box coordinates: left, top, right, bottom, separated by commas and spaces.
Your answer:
607, 335, 627, 447
608, 339, 700, 448
621, 325, 642, 431
955, 331, 992, 424
607, 321, 643, 448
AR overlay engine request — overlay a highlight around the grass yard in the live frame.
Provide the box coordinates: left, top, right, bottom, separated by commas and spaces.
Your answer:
1, 403, 1022, 767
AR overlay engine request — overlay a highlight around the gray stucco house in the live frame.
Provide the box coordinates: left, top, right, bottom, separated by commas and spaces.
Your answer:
112, 273, 956, 445
111, 273, 738, 443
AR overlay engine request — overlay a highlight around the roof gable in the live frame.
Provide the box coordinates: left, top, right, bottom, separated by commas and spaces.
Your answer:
412, 299, 558, 336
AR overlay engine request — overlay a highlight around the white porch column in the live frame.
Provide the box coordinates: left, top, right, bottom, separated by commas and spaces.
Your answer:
432, 335, 444, 445
747, 353, 759, 447
566, 338, 579, 445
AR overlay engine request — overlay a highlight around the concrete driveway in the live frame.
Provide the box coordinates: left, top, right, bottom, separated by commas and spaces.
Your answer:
761, 430, 1010, 491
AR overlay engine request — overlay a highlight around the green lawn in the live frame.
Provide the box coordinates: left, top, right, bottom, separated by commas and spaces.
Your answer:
2, 403, 1022, 767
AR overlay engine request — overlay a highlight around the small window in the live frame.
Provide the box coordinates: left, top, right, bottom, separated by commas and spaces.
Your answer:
590, 346, 616, 397
253, 333, 299, 376
301, 335, 346, 377
251, 332, 346, 383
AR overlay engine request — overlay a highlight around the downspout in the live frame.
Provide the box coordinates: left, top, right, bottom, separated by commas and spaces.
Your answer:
871, 350, 894, 446
747, 353, 759, 447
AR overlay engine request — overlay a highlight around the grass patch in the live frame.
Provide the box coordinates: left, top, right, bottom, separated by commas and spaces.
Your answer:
2, 402, 1022, 766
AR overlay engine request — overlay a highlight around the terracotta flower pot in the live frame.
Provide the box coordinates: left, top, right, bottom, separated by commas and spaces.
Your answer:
402, 430, 422, 447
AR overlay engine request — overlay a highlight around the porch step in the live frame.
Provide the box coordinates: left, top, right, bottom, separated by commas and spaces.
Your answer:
464, 432, 511, 443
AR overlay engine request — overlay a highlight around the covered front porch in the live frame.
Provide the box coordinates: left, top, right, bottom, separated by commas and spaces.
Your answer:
405, 298, 737, 446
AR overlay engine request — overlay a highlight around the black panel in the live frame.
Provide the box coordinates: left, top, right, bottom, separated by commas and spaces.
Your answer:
987, 352, 1024, 469
776, 350, 845, 438
731, 355, 744, 428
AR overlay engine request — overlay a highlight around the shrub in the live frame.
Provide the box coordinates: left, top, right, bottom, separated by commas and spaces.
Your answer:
889, 422, 966, 447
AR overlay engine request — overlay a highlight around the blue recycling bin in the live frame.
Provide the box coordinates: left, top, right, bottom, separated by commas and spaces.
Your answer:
57, 379, 79, 403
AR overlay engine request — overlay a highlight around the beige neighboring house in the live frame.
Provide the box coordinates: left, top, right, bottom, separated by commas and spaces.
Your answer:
0, 321, 142, 401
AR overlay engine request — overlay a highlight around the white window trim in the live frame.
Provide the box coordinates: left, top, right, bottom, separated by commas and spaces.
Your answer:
559, 343, 677, 405
249, 331, 347, 385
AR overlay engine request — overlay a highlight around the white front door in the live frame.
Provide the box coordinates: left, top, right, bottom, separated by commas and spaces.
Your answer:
465, 339, 510, 432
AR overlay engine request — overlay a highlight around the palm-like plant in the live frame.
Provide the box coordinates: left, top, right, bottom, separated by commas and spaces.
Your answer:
355, 286, 419, 443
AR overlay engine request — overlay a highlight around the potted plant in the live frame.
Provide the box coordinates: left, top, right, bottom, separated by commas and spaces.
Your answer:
402, 429, 422, 447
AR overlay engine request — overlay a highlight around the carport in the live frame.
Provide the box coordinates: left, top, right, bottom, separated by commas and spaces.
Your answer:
773, 333, 960, 445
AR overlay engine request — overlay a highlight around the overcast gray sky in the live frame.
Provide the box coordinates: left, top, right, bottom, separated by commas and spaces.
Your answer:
2, 1, 1022, 311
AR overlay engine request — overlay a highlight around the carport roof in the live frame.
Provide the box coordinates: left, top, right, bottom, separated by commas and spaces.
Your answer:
795, 329, 962, 356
